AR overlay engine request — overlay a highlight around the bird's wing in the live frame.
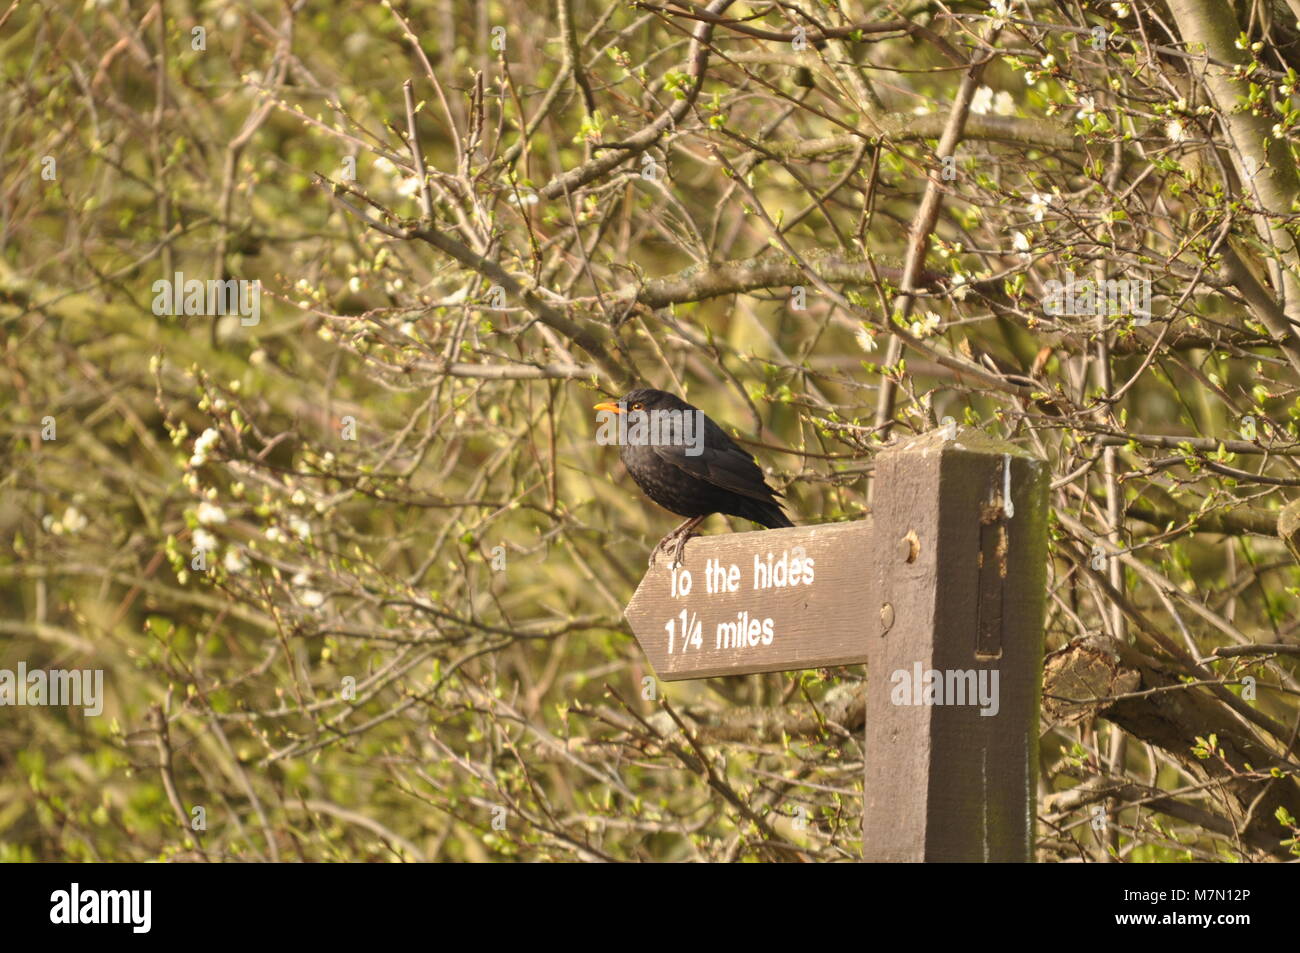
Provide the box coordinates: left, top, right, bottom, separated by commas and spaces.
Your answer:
651, 432, 782, 504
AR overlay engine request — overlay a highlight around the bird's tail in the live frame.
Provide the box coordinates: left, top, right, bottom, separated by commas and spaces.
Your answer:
744, 499, 794, 530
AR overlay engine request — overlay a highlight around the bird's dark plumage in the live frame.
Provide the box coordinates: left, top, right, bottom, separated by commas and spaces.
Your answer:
596, 388, 793, 565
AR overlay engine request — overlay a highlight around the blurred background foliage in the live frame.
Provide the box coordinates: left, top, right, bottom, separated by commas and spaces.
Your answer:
2, 0, 1300, 861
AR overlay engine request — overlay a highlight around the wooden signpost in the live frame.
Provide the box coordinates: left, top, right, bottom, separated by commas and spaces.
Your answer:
623, 427, 1049, 862
625, 520, 873, 680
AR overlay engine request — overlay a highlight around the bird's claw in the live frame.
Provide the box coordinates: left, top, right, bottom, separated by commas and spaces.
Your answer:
670, 532, 694, 569
648, 530, 697, 569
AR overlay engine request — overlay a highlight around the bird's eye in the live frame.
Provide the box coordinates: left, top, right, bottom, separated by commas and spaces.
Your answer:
631, 402, 643, 411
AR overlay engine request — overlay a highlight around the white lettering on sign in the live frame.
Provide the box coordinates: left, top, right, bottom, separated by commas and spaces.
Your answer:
662, 547, 815, 657
753, 546, 815, 589
625, 520, 873, 679
714, 612, 774, 649
705, 558, 741, 593
669, 567, 693, 597
664, 609, 703, 655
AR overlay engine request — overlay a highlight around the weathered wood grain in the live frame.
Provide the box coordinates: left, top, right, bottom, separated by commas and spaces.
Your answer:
625, 520, 873, 680
863, 428, 1048, 862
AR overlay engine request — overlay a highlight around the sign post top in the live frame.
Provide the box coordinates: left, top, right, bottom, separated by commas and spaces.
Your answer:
880, 425, 1048, 464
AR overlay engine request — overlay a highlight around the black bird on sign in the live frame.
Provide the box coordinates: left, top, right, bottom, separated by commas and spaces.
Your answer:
594, 388, 794, 567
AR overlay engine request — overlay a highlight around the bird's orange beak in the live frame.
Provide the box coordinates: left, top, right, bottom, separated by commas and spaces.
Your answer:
593, 401, 624, 414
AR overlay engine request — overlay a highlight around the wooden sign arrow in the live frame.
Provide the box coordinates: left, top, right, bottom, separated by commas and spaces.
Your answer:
625, 520, 874, 680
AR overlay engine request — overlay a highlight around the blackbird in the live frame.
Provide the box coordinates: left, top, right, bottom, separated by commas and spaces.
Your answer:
594, 388, 793, 567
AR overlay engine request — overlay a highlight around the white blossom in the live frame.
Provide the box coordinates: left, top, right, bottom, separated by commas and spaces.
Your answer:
62, 507, 88, 534
950, 273, 971, 301
1027, 192, 1052, 222
196, 501, 227, 526
190, 428, 220, 467
910, 312, 942, 338
291, 571, 325, 607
